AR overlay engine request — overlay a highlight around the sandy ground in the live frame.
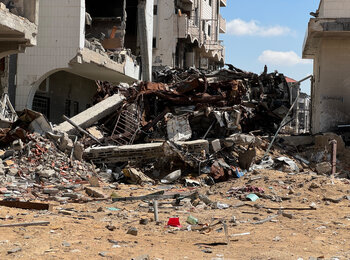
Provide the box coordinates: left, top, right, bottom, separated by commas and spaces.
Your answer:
1, 169, 350, 260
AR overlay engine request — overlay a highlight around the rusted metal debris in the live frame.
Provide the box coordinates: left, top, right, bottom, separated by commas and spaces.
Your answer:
87, 66, 292, 148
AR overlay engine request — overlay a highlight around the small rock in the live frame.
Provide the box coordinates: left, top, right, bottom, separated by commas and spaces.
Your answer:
62, 241, 71, 247
127, 227, 138, 236
132, 255, 150, 260
99, 251, 108, 257
8, 168, 18, 176
315, 162, 332, 175
273, 236, 281, 242
7, 247, 22, 254
310, 202, 317, 209
139, 218, 149, 225
309, 182, 320, 189
282, 212, 293, 219
59, 210, 72, 215
106, 225, 116, 231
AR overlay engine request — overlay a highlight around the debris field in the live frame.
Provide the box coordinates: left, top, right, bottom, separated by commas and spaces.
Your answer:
0, 66, 349, 260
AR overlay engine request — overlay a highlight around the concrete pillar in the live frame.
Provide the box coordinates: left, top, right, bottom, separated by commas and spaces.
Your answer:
138, 0, 153, 81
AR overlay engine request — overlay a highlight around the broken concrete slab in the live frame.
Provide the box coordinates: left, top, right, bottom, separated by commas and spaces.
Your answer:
280, 135, 314, 146
314, 133, 345, 153
315, 162, 332, 175
211, 139, 221, 153
84, 187, 108, 198
54, 94, 125, 134
84, 140, 209, 164
224, 134, 261, 147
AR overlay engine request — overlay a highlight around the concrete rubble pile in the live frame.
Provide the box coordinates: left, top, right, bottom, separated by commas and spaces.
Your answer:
0, 66, 347, 205
70, 66, 297, 183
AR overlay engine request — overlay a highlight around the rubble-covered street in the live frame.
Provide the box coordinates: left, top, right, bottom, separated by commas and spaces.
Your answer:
0, 65, 349, 260
1, 0, 350, 259
1, 169, 350, 259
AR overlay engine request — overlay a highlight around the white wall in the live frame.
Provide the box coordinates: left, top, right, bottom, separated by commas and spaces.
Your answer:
16, 0, 85, 110
145, 0, 154, 78
312, 38, 350, 133
319, 0, 350, 18
152, 0, 176, 67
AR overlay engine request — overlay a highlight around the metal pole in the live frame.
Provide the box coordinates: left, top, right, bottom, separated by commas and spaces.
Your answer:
264, 75, 313, 158
153, 200, 159, 222
330, 139, 337, 176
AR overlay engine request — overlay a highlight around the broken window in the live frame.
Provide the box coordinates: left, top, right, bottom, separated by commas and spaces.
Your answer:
32, 95, 50, 120
208, 24, 211, 36
153, 5, 158, 15
153, 38, 157, 49
85, 0, 139, 55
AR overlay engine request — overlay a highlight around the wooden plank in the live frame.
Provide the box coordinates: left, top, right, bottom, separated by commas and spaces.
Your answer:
112, 191, 196, 202
0, 221, 50, 228
0, 200, 53, 211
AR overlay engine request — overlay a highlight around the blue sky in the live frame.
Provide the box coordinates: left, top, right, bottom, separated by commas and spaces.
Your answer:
220, 0, 320, 94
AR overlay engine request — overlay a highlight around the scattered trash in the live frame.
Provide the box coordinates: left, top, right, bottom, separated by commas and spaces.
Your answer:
167, 218, 181, 227
187, 215, 199, 225
161, 170, 182, 184
246, 194, 260, 202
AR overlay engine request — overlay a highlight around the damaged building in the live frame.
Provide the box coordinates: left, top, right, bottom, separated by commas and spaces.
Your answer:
303, 0, 350, 133
152, 0, 226, 70
5, 0, 154, 124
0, 0, 39, 95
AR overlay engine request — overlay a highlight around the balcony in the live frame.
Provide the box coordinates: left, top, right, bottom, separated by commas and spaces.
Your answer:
220, 0, 227, 7
219, 15, 226, 33
0, 0, 38, 58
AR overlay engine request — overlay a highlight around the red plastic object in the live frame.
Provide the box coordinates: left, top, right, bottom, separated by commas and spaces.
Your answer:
167, 218, 181, 227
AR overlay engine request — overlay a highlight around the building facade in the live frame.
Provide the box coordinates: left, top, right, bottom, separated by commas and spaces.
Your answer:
10, 0, 153, 123
152, 0, 226, 71
303, 0, 350, 133
0, 0, 39, 96
1, 0, 227, 124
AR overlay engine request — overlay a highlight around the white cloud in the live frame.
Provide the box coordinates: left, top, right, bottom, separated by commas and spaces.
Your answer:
258, 50, 312, 66
226, 19, 292, 37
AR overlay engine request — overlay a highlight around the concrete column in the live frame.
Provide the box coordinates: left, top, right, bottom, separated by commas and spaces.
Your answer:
138, 0, 153, 81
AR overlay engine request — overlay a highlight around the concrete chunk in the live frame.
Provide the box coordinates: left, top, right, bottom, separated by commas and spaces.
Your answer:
84, 140, 209, 164
54, 94, 125, 134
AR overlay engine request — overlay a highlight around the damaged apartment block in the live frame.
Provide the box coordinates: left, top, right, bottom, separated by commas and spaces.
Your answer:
153, 0, 226, 70
0, 0, 39, 102
5, 0, 153, 125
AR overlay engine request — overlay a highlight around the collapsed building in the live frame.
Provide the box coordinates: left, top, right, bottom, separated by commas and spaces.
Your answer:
2, 0, 154, 124
0, 0, 228, 125
153, 0, 226, 70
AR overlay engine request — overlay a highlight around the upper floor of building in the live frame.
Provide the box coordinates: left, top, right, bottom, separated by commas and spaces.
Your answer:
0, 0, 39, 58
